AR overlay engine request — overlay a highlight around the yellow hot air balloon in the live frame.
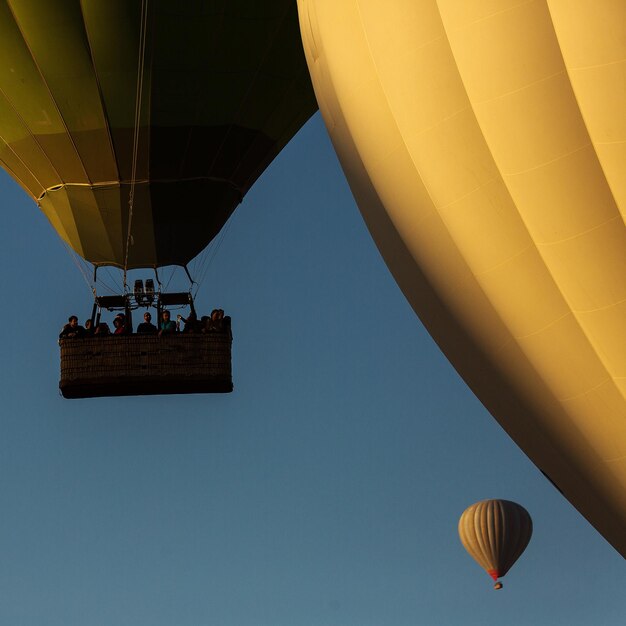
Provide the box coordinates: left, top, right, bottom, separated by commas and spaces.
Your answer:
0, 0, 317, 270
459, 500, 532, 590
298, 0, 626, 556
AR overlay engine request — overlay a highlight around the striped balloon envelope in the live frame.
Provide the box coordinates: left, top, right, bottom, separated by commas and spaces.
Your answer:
298, 0, 626, 557
0, 0, 317, 270
458, 499, 533, 589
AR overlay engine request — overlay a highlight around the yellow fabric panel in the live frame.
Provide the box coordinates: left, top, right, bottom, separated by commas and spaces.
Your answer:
0, 136, 43, 199
11, 0, 118, 182
78, 2, 145, 131
40, 184, 159, 267
66, 186, 125, 265
38, 187, 83, 257
299, 0, 626, 556
105, 183, 156, 266
547, 0, 626, 221
79, 1, 153, 183
561, 379, 626, 463
438, 1, 625, 383
0, 94, 55, 195
0, 1, 89, 183
504, 147, 617, 244
7, 0, 119, 183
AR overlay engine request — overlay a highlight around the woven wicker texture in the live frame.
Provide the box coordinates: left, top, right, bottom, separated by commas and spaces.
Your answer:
59, 333, 232, 398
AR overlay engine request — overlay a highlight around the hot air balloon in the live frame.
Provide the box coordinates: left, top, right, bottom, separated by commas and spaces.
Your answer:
0, 0, 317, 397
297, 0, 626, 557
0, 0, 316, 269
458, 499, 532, 590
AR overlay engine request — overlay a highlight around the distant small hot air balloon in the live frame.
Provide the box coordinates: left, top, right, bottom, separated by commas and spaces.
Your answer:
458, 499, 532, 590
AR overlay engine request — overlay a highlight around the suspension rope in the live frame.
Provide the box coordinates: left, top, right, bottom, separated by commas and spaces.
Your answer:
101, 266, 123, 295
192, 213, 235, 298
163, 266, 177, 293
61, 241, 94, 295
123, 0, 150, 289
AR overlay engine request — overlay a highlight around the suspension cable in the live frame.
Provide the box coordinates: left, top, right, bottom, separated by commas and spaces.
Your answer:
61, 241, 95, 295
123, 0, 150, 289
193, 212, 235, 298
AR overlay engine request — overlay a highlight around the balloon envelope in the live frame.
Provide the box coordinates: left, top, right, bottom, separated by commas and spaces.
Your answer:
298, 0, 626, 555
458, 500, 532, 583
0, 0, 317, 268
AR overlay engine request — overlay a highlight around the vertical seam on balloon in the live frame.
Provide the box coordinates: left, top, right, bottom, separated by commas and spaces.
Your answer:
437, 0, 625, 408
496, 500, 506, 575
124, 0, 152, 273
5, 0, 92, 185
540, 2, 626, 395
302, 0, 320, 61
545, 0, 625, 223
472, 501, 494, 572
76, 1, 121, 267
487, 500, 499, 573
39, 186, 85, 259
350, 0, 530, 365
358, 0, 624, 428
79, 0, 120, 184
0, 85, 64, 191
0, 125, 45, 197
504, 501, 519, 577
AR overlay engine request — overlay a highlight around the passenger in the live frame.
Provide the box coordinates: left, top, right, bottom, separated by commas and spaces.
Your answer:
94, 322, 111, 336
84, 319, 94, 336
59, 315, 85, 339
200, 315, 210, 333
114, 313, 132, 334
112, 316, 128, 335
158, 310, 177, 336
205, 308, 223, 332
181, 311, 200, 333
136, 311, 158, 335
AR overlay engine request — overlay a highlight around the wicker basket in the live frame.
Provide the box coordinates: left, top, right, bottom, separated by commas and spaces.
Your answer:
59, 333, 233, 398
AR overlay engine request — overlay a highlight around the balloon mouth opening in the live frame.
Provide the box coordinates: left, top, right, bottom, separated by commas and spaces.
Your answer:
488, 570, 503, 590
487, 569, 500, 581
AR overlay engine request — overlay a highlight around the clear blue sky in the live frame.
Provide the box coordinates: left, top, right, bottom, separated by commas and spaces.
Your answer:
0, 113, 623, 626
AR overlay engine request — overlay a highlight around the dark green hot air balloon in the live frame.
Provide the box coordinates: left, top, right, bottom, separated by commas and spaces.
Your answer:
0, 0, 317, 270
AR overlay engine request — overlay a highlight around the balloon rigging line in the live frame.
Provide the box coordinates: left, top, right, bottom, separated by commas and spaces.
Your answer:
102, 266, 123, 294
61, 241, 120, 298
62, 242, 93, 294
163, 266, 177, 293
193, 213, 235, 297
188, 240, 214, 295
190, 225, 222, 291
190, 241, 214, 294
123, 0, 150, 286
